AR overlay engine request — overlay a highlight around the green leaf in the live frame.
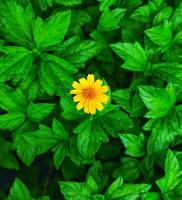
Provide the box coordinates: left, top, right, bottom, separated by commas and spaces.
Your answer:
152, 63, 182, 87
27, 103, 55, 122
119, 133, 145, 157
86, 175, 98, 194
7, 178, 32, 200
105, 177, 124, 199
53, 143, 68, 169
33, 10, 71, 49
171, 3, 182, 30
0, 138, 19, 170
110, 183, 151, 199
174, 30, 182, 44
0, 112, 25, 130
98, 0, 117, 11
100, 106, 133, 137
0, 83, 26, 112
147, 106, 182, 154
39, 53, 76, 96
52, 118, 68, 140
13, 121, 37, 166
131, 2, 157, 23
53, 0, 82, 6
38, 0, 53, 11
16, 138, 36, 167
111, 42, 147, 71
0, 1, 33, 47
59, 181, 94, 200
23, 125, 59, 155
37, 197, 50, 200
139, 85, 175, 118
145, 22, 172, 47
113, 157, 140, 182
153, 6, 173, 25
7, 178, 49, 200
156, 150, 182, 194
93, 194, 105, 200
98, 8, 126, 32
131, 92, 145, 117
60, 40, 101, 67
60, 97, 86, 121
112, 89, 131, 113
142, 192, 160, 200
0, 46, 33, 82
74, 118, 104, 158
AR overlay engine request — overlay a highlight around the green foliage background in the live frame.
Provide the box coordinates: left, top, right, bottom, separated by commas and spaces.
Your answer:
0, 0, 182, 199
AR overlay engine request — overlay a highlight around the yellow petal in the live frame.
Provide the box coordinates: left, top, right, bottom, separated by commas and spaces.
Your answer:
73, 94, 84, 102
99, 86, 109, 93
97, 94, 109, 103
76, 99, 85, 110
70, 89, 82, 94
89, 100, 96, 115
87, 74, 94, 86
94, 79, 103, 88
79, 78, 88, 88
84, 100, 89, 114
72, 81, 82, 90
96, 102, 104, 111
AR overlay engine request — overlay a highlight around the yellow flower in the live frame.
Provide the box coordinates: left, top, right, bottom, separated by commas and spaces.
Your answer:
70, 74, 109, 115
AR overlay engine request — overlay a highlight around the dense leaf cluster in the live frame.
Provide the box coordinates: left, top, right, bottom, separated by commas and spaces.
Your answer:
0, 0, 182, 199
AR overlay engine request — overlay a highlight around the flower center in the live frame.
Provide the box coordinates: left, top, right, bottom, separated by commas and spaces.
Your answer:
83, 87, 96, 99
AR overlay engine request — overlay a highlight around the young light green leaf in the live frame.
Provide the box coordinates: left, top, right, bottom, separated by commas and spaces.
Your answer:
111, 42, 147, 71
